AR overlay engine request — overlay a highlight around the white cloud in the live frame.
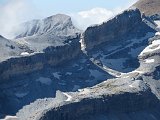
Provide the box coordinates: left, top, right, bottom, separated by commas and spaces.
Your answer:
0, 0, 37, 39
70, 6, 130, 30
71, 8, 115, 30
70, 0, 138, 30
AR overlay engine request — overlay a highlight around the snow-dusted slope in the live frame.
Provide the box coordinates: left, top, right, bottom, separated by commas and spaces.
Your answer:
0, 13, 82, 81
0, 35, 25, 62
15, 14, 81, 39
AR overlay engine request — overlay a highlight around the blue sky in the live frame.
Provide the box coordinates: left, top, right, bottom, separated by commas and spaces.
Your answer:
32, 0, 137, 15
0, 0, 137, 15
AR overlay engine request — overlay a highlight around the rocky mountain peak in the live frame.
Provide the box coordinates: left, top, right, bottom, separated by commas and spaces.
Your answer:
15, 13, 80, 39
44, 14, 71, 23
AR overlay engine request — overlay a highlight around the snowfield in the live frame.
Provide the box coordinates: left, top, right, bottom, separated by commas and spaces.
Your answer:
139, 39, 160, 56
155, 20, 160, 29
36, 77, 52, 85
155, 32, 160, 36
145, 59, 155, 63
79, 88, 90, 95
15, 92, 29, 98
20, 52, 30, 56
3, 116, 18, 120
63, 93, 72, 102
129, 84, 134, 88
53, 72, 61, 79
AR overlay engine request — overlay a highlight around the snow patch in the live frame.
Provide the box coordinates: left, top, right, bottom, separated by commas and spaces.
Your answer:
120, 69, 145, 77
66, 72, 72, 75
63, 93, 72, 101
129, 84, 134, 88
15, 92, 28, 98
3, 116, 18, 120
53, 72, 61, 79
145, 59, 155, 63
72, 64, 79, 67
139, 39, 160, 56
80, 35, 85, 50
133, 70, 145, 74
36, 77, 52, 85
58, 82, 66, 86
102, 65, 122, 77
155, 20, 160, 29
122, 75, 130, 78
79, 88, 90, 95
155, 32, 160, 36
20, 52, 30, 56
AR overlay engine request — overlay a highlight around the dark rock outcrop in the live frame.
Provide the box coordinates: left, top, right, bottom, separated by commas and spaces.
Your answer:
83, 8, 155, 51
38, 93, 159, 120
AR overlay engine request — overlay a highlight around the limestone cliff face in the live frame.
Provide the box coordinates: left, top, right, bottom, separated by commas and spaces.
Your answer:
36, 81, 159, 120
83, 8, 155, 51
0, 36, 81, 82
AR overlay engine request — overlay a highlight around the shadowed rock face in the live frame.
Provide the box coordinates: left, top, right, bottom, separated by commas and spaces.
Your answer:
17, 78, 160, 120
83, 8, 155, 51
38, 92, 159, 120
133, 0, 160, 16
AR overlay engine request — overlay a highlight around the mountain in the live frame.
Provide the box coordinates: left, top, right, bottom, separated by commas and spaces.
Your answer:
0, 14, 81, 81
0, 13, 109, 118
133, 0, 160, 16
15, 14, 80, 39
14, 8, 160, 120
0, 1, 160, 120
0, 35, 25, 62
83, 8, 155, 51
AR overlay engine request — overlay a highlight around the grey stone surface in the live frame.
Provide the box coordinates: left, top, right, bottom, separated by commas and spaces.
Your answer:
15, 14, 81, 39
0, 14, 81, 82
83, 8, 156, 51
0, 3, 160, 120
14, 9, 160, 120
